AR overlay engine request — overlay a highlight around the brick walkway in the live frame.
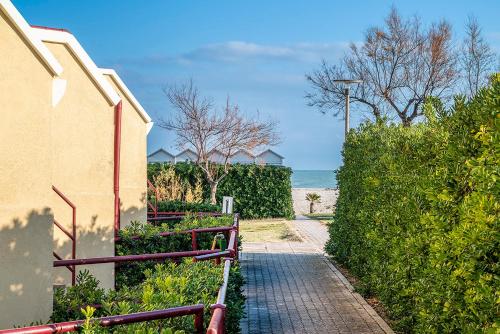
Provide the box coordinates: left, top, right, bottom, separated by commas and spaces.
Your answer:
240, 216, 393, 334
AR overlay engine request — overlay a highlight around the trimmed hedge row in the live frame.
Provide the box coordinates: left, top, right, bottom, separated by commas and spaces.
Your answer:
156, 200, 220, 213
115, 215, 233, 287
327, 80, 499, 333
148, 163, 294, 219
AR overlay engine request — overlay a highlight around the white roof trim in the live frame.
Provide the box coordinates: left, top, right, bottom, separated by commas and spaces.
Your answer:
231, 149, 255, 158
32, 27, 120, 106
148, 148, 174, 158
257, 149, 284, 159
176, 148, 198, 157
0, 0, 63, 76
100, 68, 153, 125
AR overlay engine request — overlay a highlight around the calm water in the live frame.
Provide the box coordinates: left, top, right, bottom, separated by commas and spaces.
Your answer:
292, 170, 337, 188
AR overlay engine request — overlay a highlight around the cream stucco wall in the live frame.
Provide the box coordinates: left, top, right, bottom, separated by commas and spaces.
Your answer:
44, 41, 115, 291
0, 11, 55, 329
103, 75, 148, 228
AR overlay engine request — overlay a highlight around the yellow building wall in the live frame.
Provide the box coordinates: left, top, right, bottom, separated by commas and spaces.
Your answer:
44, 42, 115, 291
0, 11, 55, 329
104, 75, 148, 227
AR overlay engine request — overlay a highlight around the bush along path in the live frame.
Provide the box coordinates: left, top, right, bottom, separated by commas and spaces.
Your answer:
240, 216, 393, 334
328, 78, 499, 333
148, 162, 294, 219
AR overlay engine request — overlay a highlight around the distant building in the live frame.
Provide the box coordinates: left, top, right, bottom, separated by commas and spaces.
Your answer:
255, 149, 284, 166
230, 149, 255, 164
175, 149, 198, 163
148, 148, 175, 163
208, 149, 226, 164
148, 148, 284, 166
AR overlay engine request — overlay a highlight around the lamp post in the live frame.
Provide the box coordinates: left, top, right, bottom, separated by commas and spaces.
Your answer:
333, 79, 363, 137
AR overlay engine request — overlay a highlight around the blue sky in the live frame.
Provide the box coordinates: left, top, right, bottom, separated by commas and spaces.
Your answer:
14, 0, 500, 169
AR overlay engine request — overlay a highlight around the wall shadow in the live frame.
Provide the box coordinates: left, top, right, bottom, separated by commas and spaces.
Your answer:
0, 208, 54, 329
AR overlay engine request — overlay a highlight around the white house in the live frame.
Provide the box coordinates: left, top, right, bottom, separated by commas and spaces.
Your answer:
255, 149, 284, 165
148, 148, 284, 166
208, 149, 226, 164
147, 148, 174, 163
230, 149, 255, 164
175, 149, 198, 163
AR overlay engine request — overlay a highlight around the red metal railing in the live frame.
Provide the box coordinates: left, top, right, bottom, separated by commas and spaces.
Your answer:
53, 249, 219, 267
115, 225, 234, 254
207, 259, 233, 334
147, 179, 158, 218
0, 304, 205, 334
147, 212, 224, 223
52, 185, 77, 286
12, 212, 239, 334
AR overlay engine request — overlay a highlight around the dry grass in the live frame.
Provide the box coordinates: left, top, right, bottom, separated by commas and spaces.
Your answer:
239, 219, 302, 243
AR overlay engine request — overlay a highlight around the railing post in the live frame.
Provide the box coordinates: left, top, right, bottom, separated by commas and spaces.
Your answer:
207, 304, 226, 334
194, 308, 204, 334
192, 230, 197, 250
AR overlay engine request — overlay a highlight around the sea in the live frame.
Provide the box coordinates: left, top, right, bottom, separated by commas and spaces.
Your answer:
291, 170, 337, 189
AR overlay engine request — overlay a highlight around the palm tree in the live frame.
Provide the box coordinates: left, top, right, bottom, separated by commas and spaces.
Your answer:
305, 193, 321, 214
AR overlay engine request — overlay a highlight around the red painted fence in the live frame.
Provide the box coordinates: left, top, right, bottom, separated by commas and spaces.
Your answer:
0, 304, 205, 334
3, 213, 239, 334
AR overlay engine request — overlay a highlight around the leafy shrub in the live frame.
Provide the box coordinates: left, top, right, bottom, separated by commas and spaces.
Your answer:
52, 270, 106, 322
156, 200, 220, 214
225, 264, 246, 334
115, 215, 233, 288
149, 163, 294, 219
52, 261, 244, 334
327, 80, 499, 332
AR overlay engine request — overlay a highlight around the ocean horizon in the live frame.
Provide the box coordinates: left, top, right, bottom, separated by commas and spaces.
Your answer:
291, 170, 337, 189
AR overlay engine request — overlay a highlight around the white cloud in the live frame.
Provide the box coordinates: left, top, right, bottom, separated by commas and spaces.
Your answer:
182, 41, 349, 64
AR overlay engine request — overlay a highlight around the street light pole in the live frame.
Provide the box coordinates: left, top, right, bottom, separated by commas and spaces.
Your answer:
333, 79, 362, 138
344, 87, 350, 136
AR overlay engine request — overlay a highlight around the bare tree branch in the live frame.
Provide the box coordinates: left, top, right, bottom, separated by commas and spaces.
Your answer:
158, 80, 280, 204
460, 16, 496, 98
306, 7, 459, 126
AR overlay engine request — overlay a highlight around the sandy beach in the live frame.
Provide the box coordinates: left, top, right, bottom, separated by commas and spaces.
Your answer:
292, 188, 339, 215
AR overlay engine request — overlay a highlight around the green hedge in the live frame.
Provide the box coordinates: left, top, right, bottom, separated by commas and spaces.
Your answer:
148, 163, 294, 219
115, 215, 233, 287
54, 262, 224, 333
156, 200, 220, 213
327, 80, 499, 333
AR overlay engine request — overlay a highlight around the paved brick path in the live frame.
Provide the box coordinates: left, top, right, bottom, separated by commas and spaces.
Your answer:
240, 216, 393, 334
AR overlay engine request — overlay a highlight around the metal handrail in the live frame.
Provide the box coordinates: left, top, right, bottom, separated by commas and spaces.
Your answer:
207, 259, 232, 334
0, 304, 205, 334
53, 249, 220, 267
52, 185, 77, 285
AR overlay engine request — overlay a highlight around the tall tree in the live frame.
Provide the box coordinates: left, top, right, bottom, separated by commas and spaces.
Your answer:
460, 16, 496, 98
159, 81, 279, 204
307, 8, 457, 126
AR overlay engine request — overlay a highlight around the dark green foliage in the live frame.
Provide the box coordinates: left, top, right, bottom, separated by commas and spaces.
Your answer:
52, 261, 245, 334
156, 200, 220, 214
217, 164, 294, 219
105, 261, 224, 332
52, 270, 106, 322
115, 215, 233, 288
148, 163, 294, 219
327, 79, 499, 333
225, 264, 246, 334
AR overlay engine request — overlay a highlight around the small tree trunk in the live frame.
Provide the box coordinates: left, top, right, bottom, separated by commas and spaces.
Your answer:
209, 181, 218, 205
402, 117, 412, 127
310, 202, 314, 214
